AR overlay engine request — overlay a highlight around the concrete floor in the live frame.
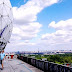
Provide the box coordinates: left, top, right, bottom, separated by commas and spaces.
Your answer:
0, 59, 43, 72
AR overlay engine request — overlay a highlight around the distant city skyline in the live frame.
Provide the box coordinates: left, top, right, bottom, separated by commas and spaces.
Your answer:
5, 0, 72, 52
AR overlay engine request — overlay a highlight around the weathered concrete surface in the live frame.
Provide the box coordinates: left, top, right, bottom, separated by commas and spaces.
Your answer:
0, 59, 43, 72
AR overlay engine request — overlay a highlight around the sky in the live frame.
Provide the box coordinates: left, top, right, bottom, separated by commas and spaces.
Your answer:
5, 0, 72, 52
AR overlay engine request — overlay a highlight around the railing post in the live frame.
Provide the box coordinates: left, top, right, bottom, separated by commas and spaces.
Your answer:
52, 63, 58, 72
38, 60, 44, 70
48, 62, 54, 72
58, 64, 62, 72
70, 67, 72, 72
65, 66, 70, 72
44, 61, 49, 72
36, 59, 40, 68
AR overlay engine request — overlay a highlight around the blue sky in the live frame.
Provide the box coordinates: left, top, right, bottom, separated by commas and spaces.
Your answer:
10, 0, 72, 34
37, 0, 72, 33
12, 0, 72, 34
5, 0, 72, 52
10, 0, 27, 7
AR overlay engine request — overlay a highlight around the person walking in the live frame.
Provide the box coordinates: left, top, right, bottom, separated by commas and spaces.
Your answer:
1, 50, 6, 70
0, 50, 1, 65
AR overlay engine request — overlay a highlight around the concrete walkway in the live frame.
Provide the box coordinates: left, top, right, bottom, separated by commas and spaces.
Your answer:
0, 59, 43, 72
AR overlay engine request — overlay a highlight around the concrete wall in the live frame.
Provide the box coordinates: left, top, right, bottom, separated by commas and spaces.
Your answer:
17, 55, 72, 72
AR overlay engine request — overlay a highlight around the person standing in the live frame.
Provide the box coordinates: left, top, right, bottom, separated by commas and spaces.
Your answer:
1, 50, 6, 70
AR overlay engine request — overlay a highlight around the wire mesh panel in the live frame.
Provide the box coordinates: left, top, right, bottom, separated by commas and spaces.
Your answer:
0, 0, 13, 50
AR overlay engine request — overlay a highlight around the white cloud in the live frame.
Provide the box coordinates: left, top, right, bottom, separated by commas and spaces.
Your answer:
39, 19, 72, 50
12, 22, 42, 40
49, 19, 72, 31
12, 0, 60, 40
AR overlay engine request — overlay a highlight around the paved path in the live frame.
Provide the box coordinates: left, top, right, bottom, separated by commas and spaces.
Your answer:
0, 59, 43, 72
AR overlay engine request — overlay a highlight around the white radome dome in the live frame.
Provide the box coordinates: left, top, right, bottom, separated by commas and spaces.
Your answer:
0, 0, 13, 50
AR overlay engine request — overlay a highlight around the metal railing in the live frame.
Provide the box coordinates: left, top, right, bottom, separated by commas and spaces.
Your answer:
17, 55, 72, 72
